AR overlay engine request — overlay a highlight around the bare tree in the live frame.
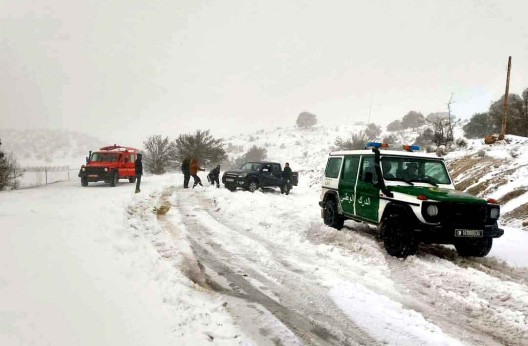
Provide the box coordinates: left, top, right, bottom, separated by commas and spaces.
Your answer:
143, 135, 176, 174
334, 131, 368, 150
422, 95, 458, 148
0, 139, 25, 190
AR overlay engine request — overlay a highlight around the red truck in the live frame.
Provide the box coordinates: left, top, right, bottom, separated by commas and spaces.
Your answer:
78, 145, 139, 187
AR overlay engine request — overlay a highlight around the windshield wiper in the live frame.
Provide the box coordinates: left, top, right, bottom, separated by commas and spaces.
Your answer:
419, 178, 438, 187
388, 178, 414, 186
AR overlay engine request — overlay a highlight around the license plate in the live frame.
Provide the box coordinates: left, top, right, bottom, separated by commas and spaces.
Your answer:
226, 178, 234, 182
455, 229, 483, 237
88, 175, 98, 178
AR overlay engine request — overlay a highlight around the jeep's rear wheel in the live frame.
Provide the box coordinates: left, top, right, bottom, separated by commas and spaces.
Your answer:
81, 177, 88, 187
247, 181, 259, 193
323, 199, 344, 230
110, 171, 118, 187
128, 177, 136, 183
381, 212, 417, 258
454, 237, 493, 257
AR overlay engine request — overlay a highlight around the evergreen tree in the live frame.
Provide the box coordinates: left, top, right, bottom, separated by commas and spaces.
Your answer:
386, 120, 402, 132
401, 111, 425, 130
365, 123, 382, 139
174, 130, 226, 167
296, 112, 318, 128
463, 113, 496, 138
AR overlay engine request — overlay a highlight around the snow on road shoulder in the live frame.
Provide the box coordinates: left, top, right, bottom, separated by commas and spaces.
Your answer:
0, 177, 179, 346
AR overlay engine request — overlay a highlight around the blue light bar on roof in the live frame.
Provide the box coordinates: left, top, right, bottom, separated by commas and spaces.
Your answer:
367, 142, 389, 149
403, 144, 421, 152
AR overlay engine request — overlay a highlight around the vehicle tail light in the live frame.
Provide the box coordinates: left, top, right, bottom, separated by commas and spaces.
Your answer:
417, 194, 427, 200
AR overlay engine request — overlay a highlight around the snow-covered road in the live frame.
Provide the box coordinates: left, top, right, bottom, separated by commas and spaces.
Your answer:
157, 183, 528, 345
1, 175, 527, 345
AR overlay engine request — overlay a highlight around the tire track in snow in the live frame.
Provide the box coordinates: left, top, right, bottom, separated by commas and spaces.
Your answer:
315, 224, 528, 345
168, 191, 379, 346
193, 191, 525, 345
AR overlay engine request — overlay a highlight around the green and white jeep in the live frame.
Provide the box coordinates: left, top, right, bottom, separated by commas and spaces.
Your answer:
319, 142, 504, 258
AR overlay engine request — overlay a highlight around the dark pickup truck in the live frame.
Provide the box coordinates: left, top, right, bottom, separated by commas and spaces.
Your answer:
222, 161, 299, 194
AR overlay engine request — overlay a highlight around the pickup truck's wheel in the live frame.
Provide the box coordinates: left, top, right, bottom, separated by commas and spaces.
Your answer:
110, 171, 118, 187
381, 211, 418, 258
81, 177, 88, 187
128, 177, 136, 183
454, 237, 493, 257
248, 181, 259, 193
323, 198, 344, 230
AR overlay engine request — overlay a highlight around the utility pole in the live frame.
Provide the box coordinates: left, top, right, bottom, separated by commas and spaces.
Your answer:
367, 95, 373, 125
499, 56, 512, 140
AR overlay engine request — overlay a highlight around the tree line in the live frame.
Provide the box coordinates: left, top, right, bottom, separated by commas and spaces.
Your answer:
463, 88, 528, 138
142, 130, 269, 175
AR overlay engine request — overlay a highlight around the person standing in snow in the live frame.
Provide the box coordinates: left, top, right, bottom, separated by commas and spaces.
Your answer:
282, 162, 293, 192
135, 153, 143, 193
181, 157, 191, 188
282, 162, 292, 181
190, 158, 205, 188
207, 164, 221, 188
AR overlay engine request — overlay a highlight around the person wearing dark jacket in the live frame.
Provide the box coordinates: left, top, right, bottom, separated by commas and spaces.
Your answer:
135, 153, 143, 193
190, 158, 205, 188
181, 157, 191, 188
282, 162, 292, 180
207, 165, 221, 188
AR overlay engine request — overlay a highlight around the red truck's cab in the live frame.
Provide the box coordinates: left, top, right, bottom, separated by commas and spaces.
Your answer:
78, 145, 139, 187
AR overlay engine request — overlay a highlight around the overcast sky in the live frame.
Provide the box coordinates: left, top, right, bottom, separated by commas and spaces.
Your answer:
1, 0, 527, 147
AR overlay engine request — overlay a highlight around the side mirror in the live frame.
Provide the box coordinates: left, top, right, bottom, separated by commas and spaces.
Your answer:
86, 157, 89, 163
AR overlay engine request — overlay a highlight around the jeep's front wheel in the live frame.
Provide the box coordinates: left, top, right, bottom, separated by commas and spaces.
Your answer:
128, 177, 136, 183
381, 212, 417, 258
81, 177, 88, 187
247, 181, 259, 193
454, 237, 493, 257
225, 184, 236, 192
110, 171, 118, 187
323, 199, 344, 230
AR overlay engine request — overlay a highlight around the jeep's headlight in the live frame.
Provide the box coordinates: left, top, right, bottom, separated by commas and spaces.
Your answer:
426, 204, 439, 217
81, 167, 86, 171
238, 173, 247, 178
104, 167, 108, 172
490, 207, 500, 219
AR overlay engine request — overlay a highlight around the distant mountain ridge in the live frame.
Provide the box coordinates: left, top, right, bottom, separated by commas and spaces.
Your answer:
0, 129, 103, 167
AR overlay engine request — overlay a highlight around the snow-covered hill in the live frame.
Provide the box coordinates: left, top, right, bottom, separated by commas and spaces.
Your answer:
225, 125, 527, 230
0, 129, 103, 167
446, 135, 528, 230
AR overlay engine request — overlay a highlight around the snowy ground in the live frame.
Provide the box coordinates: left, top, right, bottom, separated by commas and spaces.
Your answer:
1, 172, 527, 345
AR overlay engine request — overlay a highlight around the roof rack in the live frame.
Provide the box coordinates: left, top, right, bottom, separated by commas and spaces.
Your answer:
99, 144, 139, 152
366, 142, 421, 152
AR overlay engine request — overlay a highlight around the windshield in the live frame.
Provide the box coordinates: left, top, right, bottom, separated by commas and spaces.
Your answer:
90, 152, 119, 163
381, 156, 451, 185
240, 162, 262, 171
